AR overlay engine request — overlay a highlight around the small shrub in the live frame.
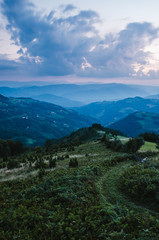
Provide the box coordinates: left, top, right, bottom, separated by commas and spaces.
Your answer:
35, 157, 47, 169
120, 164, 159, 209
49, 158, 56, 168
57, 155, 64, 160
69, 158, 78, 168
67, 146, 75, 151
7, 159, 20, 169
38, 168, 46, 179
0, 162, 6, 168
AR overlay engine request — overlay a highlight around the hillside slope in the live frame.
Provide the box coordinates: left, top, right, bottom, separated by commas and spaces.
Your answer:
108, 111, 159, 137
0, 95, 95, 145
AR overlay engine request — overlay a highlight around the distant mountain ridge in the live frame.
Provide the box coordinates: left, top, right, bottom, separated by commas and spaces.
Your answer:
74, 97, 159, 125
1, 83, 159, 107
30, 94, 83, 108
145, 94, 159, 99
108, 112, 159, 137
0, 95, 95, 146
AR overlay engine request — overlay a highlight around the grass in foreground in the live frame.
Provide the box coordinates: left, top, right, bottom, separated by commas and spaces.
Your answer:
1, 141, 159, 239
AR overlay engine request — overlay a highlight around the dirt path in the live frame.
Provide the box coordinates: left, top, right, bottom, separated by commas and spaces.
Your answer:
97, 161, 132, 204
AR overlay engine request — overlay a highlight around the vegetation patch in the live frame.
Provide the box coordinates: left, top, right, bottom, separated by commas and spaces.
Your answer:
120, 164, 159, 211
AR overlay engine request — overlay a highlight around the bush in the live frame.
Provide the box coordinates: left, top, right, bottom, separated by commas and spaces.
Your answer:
57, 155, 64, 160
0, 162, 6, 168
35, 157, 47, 169
120, 164, 159, 209
112, 139, 124, 152
69, 158, 78, 168
7, 159, 20, 169
123, 137, 144, 153
49, 157, 56, 168
38, 168, 46, 179
67, 146, 75, 151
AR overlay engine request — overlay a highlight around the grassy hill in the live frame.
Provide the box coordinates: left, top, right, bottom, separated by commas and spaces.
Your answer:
74, 97, 159, 126
0, 95, 95, 146
108, 111, 159, 137
45, 123, 123, 150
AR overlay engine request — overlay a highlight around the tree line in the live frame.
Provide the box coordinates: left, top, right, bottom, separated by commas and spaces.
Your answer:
0, 139, 25, 162
102, 134, 144, 153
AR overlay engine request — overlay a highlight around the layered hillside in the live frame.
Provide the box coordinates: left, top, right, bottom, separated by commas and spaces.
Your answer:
0, 95, 95, 145
74, 97, 159, 125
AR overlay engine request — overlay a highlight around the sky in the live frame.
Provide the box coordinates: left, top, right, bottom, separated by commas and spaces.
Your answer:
1, 0, 159, 85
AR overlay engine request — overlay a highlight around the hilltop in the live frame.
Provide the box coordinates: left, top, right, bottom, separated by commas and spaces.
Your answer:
45, 123, 123, 150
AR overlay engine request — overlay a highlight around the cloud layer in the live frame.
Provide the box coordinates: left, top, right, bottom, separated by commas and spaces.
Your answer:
1, 0, 159, 79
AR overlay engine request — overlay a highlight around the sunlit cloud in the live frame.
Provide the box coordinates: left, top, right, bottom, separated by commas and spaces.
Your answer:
81, 57, 92, 70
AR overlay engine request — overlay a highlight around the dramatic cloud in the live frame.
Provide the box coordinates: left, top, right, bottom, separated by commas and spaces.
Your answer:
83, 22, 159, 78
1, 0, 100, 76
1, 0, 159, 79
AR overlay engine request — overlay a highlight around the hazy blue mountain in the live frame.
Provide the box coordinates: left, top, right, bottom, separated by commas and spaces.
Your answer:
108, 112, 159, 137
74, 97, 159, 125
30, 94, 84, 107
1, 83, 159, 105
0, 81, 67, 87
0, 95, 95, 146
63, 83, 150, 103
